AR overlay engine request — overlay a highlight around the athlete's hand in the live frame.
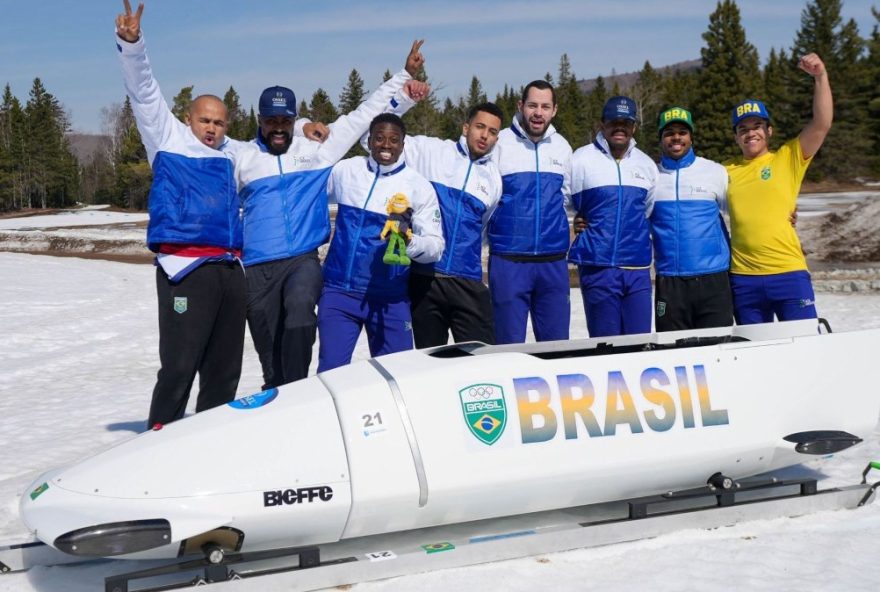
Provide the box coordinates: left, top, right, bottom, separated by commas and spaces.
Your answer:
404, 80, 431, 102
116, 0, 144, 43
303, 122, 330, 143
789, 209, 798, 228
573, 214, 587, 235
798, 53, 826, 78
405, 40, 425, 77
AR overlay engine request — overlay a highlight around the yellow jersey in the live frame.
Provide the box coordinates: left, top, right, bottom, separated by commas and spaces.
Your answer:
724, 138, 811, 274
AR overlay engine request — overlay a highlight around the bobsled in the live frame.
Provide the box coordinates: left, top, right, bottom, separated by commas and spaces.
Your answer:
19, 319, 880, 560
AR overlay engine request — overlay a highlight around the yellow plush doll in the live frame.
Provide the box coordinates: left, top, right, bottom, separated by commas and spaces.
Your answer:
380, 193, 414, 265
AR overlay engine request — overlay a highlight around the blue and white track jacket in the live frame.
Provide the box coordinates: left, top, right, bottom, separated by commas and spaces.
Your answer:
402, 136, 500, 280
323, 155, 443, 299
652, 149, 730, 277
233, 70, 412, 267
487, 117, 572, 257
568, 133, 657, 267
116, 35, 241, 255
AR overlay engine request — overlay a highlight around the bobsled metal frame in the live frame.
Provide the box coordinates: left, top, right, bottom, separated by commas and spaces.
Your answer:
101, 474, 876, 592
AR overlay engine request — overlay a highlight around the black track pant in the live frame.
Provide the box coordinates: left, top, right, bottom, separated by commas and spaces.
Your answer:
149, 261, 247, 426
246, 252, 323, 389
409, 273, 495, 348
654, 271, 733, 332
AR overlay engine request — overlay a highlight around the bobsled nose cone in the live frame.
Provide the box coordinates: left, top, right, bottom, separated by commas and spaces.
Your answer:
54, 519, 172, 557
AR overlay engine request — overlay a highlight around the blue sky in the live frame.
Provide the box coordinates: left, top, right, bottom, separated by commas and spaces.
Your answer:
1, 0, 876, 133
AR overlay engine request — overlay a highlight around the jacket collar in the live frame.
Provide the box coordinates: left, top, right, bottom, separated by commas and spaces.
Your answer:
510, 114, 556, 145
456, 137, 492, 165
367, 154, 406, 176
593, 131, 636, 160
660, 148, 696, 171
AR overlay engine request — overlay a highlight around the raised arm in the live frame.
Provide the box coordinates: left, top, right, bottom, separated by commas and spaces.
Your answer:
797, 53, 833, 160
314, 41, 425, 164
114, 0, 178, 161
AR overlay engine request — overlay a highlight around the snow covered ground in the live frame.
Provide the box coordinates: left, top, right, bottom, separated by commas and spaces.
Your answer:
1, 208, 880, 591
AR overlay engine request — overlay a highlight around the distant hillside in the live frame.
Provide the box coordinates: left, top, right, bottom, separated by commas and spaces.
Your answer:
577, 59, 701, 94
67, 133, 110, 163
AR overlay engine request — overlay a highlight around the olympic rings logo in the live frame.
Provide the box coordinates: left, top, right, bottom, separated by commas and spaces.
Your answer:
468, 385, 494, 399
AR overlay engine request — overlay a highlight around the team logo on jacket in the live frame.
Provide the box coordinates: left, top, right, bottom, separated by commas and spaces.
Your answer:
761, 166, 771, 180
459, 383, 507, 445
173, 297, 188, 314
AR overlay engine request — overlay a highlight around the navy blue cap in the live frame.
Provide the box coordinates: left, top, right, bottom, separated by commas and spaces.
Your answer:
731, 99, 770, 129
259, 86, 296, 118
602, 96, 639, 123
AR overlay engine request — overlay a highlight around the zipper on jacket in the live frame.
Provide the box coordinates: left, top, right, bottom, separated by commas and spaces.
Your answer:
227, 160, 236, 250
444, 160, 473, 274
277, 155, 294, 252
611, 160, 623, 266
345, 167, 381, 289
674, 167, 680, 275
533, 142, 541, 255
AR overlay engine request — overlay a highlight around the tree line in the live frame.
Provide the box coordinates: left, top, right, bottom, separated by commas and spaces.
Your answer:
1, 0, 878, 213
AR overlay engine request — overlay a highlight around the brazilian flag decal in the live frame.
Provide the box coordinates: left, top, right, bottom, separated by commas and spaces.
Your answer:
30, 482, 49, 501
422, 542, 455, 554
459, 383, 507, 445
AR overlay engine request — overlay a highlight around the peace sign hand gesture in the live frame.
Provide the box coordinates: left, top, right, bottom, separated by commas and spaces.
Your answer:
116, 0, 144, 43
405, 40, 425, 77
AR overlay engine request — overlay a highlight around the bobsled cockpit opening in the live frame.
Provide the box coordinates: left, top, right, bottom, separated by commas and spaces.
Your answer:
426, 342, 488, 358
494, 334, 751, 361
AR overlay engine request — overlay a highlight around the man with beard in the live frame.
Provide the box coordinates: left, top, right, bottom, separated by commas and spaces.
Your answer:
724, 53, 832, 325
235, 41, 425, 389
487, 81, 572, 344
317, 113, 444, 371
651, 107, 732, 331
568, 96, 657, 337
114, 0, 245, 427
376, 101, 504, 347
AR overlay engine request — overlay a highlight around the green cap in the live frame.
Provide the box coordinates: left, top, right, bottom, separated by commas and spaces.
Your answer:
658, 107, 694, 136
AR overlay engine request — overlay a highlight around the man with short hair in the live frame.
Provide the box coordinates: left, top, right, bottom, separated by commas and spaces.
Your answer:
568, 96, 657, 337
115, 0, 245, 426
235, 42, 426, 388
392, 101, 504, 347
488, 81, 572, 344
651, 107, 732, 331
317, 113, 443, 371
724, 53, 832, 324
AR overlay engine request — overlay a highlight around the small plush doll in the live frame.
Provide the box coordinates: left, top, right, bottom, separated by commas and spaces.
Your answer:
380, 193, 414, 265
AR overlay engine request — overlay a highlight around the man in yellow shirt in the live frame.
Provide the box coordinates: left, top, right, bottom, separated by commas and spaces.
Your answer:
724, 53, 832, 324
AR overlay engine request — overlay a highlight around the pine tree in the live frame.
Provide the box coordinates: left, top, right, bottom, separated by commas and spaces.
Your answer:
440, 97, 465, 140
171, 85, 194, 122
402, 68, 441, 137
790, 0, 868, 180
297, 99, 310, 122
762, 47, 797, 149
223, 86, 250, 140
338, 69, 366, 114
693, 0, 762, 163
24, 78, 77, 209
308, 89, 339, 124
864, 7, 880, 175
245, 106, 258, 140
554, 54, 589, 147
466, 76, 487, 110
493, 84, 519, 125
113, 96, 151, 210
0, 84, 27, 210
630, 61, 663, 160
584, 75, 609, 141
